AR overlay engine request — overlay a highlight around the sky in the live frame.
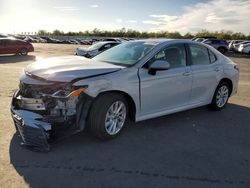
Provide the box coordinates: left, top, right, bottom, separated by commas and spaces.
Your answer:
0, 0, 250, 34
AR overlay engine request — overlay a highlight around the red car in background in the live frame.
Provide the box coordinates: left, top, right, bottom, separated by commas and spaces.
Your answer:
0, 38, 34, 56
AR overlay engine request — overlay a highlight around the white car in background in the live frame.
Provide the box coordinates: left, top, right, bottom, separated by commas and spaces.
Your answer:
238, 43, 250, 53
228, 40, 243, 51
233, 41, 250, 52
240, 44, 250, 54
194, 38, 205, 42
76, 41, 121, 58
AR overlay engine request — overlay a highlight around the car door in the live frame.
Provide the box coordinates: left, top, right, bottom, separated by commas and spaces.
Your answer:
0, 39, 7, 54
139, 44, 193, 116
188, 44, 222, 104
9, 40, 19, 53
5, 39, 17, 54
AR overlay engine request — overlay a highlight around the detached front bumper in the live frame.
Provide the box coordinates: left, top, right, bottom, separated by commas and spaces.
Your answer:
11, 90, 93, 152
11, 90, 52, 152
11, 108, 51, 152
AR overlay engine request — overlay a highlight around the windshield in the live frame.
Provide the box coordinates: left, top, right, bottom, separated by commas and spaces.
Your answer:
93, 41, 158, 66
88, 42, 106, 50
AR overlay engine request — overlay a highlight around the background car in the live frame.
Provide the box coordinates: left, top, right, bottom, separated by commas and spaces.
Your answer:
0, 34, 9, 38
0, 38, 34, 56
102, 38, 122, 42
192, 36, 217, 41
75, 41, 121, 58
233, 41, 250, 52
240, 44, 250, 54
228, 40, 244, 51
202, 38, 228, 54
238, 42, 250, 53
194, 38, 205, 42
23, 36, 40, 43
32, 36, 47, 43
40, 36, 62, 43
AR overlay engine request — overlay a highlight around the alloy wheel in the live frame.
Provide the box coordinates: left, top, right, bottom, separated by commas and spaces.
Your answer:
216, 85, 229, 108
105, 101, 126, 135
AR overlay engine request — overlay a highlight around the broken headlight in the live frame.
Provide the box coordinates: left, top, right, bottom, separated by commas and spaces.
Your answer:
46, 85, 88, 98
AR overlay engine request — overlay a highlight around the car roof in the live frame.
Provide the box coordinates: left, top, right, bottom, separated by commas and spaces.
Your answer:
106, 41, 120, 43
0, 38, 27, 42
0, 37, 12, 40
136, 38, 174, 43
131, 39, 219, 52
96, 41, 120, 45
202, 38, 225, 42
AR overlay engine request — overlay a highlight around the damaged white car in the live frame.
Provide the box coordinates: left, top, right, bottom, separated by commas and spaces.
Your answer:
11, 39, 239, 151
75, 41, 120, 58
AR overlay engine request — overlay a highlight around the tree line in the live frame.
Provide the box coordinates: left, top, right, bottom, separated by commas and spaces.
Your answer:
35, 28, 250, 40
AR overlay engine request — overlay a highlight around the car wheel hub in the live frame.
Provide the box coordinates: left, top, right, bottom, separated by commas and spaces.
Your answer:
105, 101, 126, 135
216, 86, 229, 108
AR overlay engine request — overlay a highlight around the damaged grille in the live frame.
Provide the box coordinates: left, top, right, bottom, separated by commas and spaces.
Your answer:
19, 81, 66, 98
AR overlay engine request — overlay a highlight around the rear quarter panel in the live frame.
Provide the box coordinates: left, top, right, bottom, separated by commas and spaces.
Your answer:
222, 57, 239, 96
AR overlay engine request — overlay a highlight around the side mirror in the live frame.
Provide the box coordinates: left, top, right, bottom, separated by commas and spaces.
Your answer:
148, 60, 170, 75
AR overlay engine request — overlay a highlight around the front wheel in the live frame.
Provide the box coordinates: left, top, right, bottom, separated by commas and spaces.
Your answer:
210, 82, 230, 110
88, 93, 128, 139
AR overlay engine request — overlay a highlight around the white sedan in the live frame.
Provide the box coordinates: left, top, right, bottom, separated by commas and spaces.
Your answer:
239, 43, 250, 54
11, 39, 240, 151
75, 41, 120, 58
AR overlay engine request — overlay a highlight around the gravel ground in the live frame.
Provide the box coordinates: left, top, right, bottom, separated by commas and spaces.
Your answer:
0, 43, 250, 188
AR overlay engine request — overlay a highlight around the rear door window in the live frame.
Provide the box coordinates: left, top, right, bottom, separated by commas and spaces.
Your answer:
189, 44, 210, 65
5, 40, 17, 45
208, 50, 217, 63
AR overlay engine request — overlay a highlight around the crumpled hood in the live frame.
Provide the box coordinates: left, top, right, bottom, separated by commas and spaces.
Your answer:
25, 56, 123, 82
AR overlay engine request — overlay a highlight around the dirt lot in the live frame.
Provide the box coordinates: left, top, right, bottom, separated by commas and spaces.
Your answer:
0, 43, 250, 188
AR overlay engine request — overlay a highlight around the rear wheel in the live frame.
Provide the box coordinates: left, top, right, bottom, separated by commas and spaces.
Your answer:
88, 93, 128, 139
20, 48, 28, 56
210, 81, 230, 110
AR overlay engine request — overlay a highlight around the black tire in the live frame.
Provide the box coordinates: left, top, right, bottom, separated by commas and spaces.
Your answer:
210, 81, 230, 111
20, 48, 28, 56
218, 47, 226, 54
88, 93, 128, 139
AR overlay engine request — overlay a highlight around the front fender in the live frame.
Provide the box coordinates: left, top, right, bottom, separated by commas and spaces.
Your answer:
73, 68, 140, 120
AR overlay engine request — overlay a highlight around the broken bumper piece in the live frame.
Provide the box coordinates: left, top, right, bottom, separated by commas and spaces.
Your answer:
11, 108, 51, 152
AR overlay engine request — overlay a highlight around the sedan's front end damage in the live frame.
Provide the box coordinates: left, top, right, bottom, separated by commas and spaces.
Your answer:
10, 56, 124, 152
11, 78, 93, 152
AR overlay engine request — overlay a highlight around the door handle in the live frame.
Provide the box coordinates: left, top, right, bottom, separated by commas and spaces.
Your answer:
214, 67, 220, 72
183, 71, 191, 76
